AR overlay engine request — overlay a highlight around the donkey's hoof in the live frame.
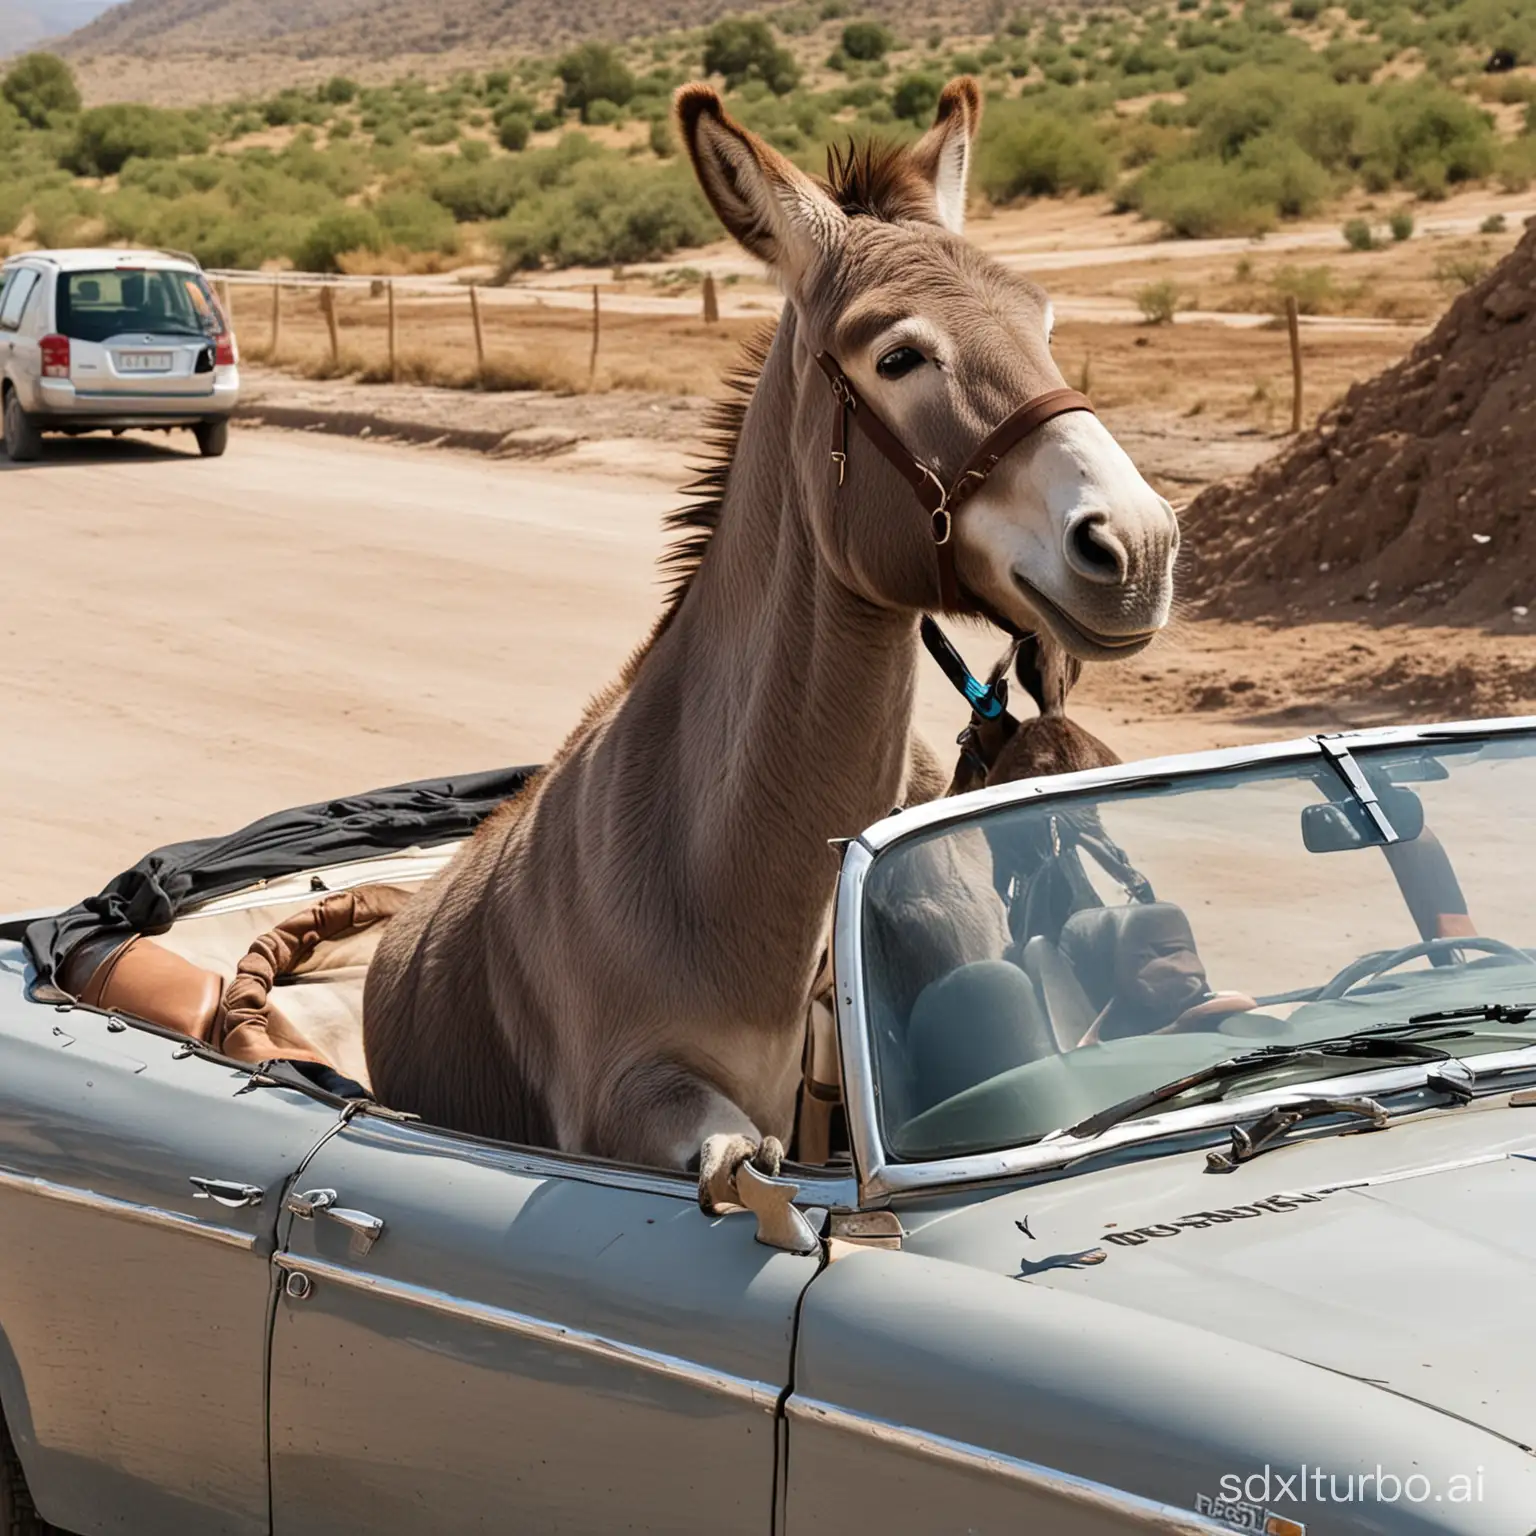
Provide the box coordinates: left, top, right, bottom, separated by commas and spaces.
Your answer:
751, 1136, 785, 1179
699, 1132, 781, 1215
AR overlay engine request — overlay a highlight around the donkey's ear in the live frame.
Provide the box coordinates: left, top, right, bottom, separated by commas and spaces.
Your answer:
909, 76, 982, 234
675, 84, 846, 283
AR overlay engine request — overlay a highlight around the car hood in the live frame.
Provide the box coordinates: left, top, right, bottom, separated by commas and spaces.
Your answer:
900, 1096, 1536, 1448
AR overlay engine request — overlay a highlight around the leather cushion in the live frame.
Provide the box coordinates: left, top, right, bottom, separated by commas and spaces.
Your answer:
78, 936, 224, 1041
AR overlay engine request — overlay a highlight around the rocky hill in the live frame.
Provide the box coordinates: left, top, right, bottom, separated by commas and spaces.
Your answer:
57, 0, 973, 63
1183, 217, 1536, 628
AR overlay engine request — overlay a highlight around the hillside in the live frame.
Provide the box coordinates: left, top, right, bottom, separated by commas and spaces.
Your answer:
57, 0, 976, 64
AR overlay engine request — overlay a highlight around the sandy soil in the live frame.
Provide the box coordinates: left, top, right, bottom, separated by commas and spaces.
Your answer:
3, 422, 1531, 915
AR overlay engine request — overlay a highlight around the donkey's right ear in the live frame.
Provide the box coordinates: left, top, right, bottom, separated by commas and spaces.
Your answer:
675, 84, 846, 285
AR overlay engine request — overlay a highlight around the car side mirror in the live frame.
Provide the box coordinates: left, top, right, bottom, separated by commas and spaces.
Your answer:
1302, 786, 1425, 852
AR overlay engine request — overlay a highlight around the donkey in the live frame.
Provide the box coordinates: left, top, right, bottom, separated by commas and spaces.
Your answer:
363, 79, 1178, 1210
945, 631, 1121, 796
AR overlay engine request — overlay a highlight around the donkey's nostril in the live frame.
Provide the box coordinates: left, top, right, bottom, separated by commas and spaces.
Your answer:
1065, 513, 1127, 585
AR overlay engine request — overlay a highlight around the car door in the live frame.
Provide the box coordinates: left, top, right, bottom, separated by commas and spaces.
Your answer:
0, 265, 40, 405
0, 975, 342, 1536
269, 1110, 820, 1536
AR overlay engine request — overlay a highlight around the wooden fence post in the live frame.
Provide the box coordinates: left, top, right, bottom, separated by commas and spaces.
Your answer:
320, 284, 340, 367
702, 272, 718, 324
588, 283, 600, 386
469, 284, 486, 375
269, 281, 281, 359
1285, 294, 1303, 434
387, 279, 398, 384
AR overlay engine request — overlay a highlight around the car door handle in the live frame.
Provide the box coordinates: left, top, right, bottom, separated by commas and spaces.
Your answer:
285, 1187, 385, 1256
189, 1176, 265, 1208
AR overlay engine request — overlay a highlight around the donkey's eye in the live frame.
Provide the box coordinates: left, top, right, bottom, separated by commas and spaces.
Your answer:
876, 346, 927, 381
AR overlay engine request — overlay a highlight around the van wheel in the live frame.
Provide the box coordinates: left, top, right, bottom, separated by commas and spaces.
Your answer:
1, 1419, 49, 1535
2, 393, 42, 463
194, 420, 229, 459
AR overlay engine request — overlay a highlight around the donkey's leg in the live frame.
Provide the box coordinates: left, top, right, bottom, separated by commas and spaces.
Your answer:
591, 1058, 784, 1213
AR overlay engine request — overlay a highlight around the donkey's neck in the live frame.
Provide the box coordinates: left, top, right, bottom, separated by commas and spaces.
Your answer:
625, 314, 920, 985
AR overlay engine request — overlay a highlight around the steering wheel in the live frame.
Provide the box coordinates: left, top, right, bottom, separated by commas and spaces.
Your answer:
1315, 936, 1532, 1001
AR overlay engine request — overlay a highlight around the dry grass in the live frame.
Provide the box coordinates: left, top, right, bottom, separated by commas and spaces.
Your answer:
232, 284, 763, 395
232, 270, 1427, 434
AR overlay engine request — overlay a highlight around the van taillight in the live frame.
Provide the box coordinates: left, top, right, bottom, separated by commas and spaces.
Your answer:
40, 335, 70, 378
215, 331, 237, 367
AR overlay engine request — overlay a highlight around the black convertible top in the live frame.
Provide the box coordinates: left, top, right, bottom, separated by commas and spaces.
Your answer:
18, 765, 536, 1001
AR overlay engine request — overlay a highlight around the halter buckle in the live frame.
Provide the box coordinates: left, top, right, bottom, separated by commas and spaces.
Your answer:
916, 466, 952, 544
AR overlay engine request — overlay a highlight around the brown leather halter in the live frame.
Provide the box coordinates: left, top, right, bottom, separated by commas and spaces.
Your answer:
814, 351, 1094, 612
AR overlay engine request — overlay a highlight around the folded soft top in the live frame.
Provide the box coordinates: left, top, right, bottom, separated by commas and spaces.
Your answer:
21, 765, 537, 1002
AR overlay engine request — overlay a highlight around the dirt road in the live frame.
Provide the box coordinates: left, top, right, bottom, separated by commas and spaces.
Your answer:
2, 426, 1527, 913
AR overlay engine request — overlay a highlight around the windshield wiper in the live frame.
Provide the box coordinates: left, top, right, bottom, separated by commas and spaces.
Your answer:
1403, 1001, 1536, 1027
1061, 1035, 1449, 1141
1205, 1094, 1389, 1172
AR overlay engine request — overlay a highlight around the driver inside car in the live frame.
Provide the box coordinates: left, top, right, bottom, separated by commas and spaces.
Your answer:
1061, 902, 1258, 1045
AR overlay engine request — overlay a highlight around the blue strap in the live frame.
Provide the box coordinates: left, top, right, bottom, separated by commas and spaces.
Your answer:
920, 616, 1009, 721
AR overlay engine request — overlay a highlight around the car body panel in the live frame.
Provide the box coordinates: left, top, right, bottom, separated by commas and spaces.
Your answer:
895, 1102, 1536, 1447
0, 940, 340, 1535
787, 1245, 1536, 1534
268, 1112, 817, 1535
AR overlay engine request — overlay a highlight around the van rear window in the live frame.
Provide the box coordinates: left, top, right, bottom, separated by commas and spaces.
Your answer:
56, 269, 223, 345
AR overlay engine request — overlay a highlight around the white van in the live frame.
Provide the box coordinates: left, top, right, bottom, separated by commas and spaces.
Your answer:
0, 248, 240, 461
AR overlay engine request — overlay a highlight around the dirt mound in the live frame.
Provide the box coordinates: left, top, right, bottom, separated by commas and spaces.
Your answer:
1183, 218, 1536, 628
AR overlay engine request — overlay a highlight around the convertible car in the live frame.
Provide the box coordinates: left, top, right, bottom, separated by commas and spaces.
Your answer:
2, 718, 1534, 1535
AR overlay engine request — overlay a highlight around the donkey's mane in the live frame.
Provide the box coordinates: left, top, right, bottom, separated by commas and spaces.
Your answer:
652, 134, 930, 634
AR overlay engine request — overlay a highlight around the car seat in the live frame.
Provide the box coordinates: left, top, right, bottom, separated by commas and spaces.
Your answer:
905, 959, 1057, 1116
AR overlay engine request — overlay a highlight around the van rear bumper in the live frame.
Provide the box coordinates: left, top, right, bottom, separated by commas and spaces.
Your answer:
34, 372, 239, 421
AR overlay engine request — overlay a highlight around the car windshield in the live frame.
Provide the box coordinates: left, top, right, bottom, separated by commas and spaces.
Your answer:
56, 268, 222, 344
861, 730, 1536, 1162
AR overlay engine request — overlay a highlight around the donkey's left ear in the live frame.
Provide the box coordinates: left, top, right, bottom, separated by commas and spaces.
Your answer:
909, 76, 983, 234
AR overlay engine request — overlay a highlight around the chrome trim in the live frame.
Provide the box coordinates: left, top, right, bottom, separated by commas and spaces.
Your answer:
858, 716, 1536, 854
835, 716, 1536, 1205
341, 1113, 859, 1214
785, 1397, 1237, 1533
274, 1255, 781, 1411
0, 1165, 256, 1251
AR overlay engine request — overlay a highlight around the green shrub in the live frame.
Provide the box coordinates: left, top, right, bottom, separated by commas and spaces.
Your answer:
557, 42, 635, 121
1480, 212, 1507, 234
703, 17, 801, 94
1289, 0, 1321, 18
532, 109, 562, 132
1497, 134, 1536, 191
374, 189, 458, 253
1388, 207, 1413, 240
1342, 215, 1375, 249
650, 115, 676, 157
975, 101, 1114, 199
293, 207, 383, 272
329, 117, 355, 140
1136, 279, 1180, 323
322, 76, 359, 104
62, 104, 206, 176
484, 69, 512, 96
495, 156, 716, 269
1128, 156, 1277, 236
841, 21, 894, 61
497, 112, 532, 151
1270, 263, 1336, 314
1432, 252, 1489, 289
585, 98, 623, 126
2, 52, 80, 128
892, 72, 942, 122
